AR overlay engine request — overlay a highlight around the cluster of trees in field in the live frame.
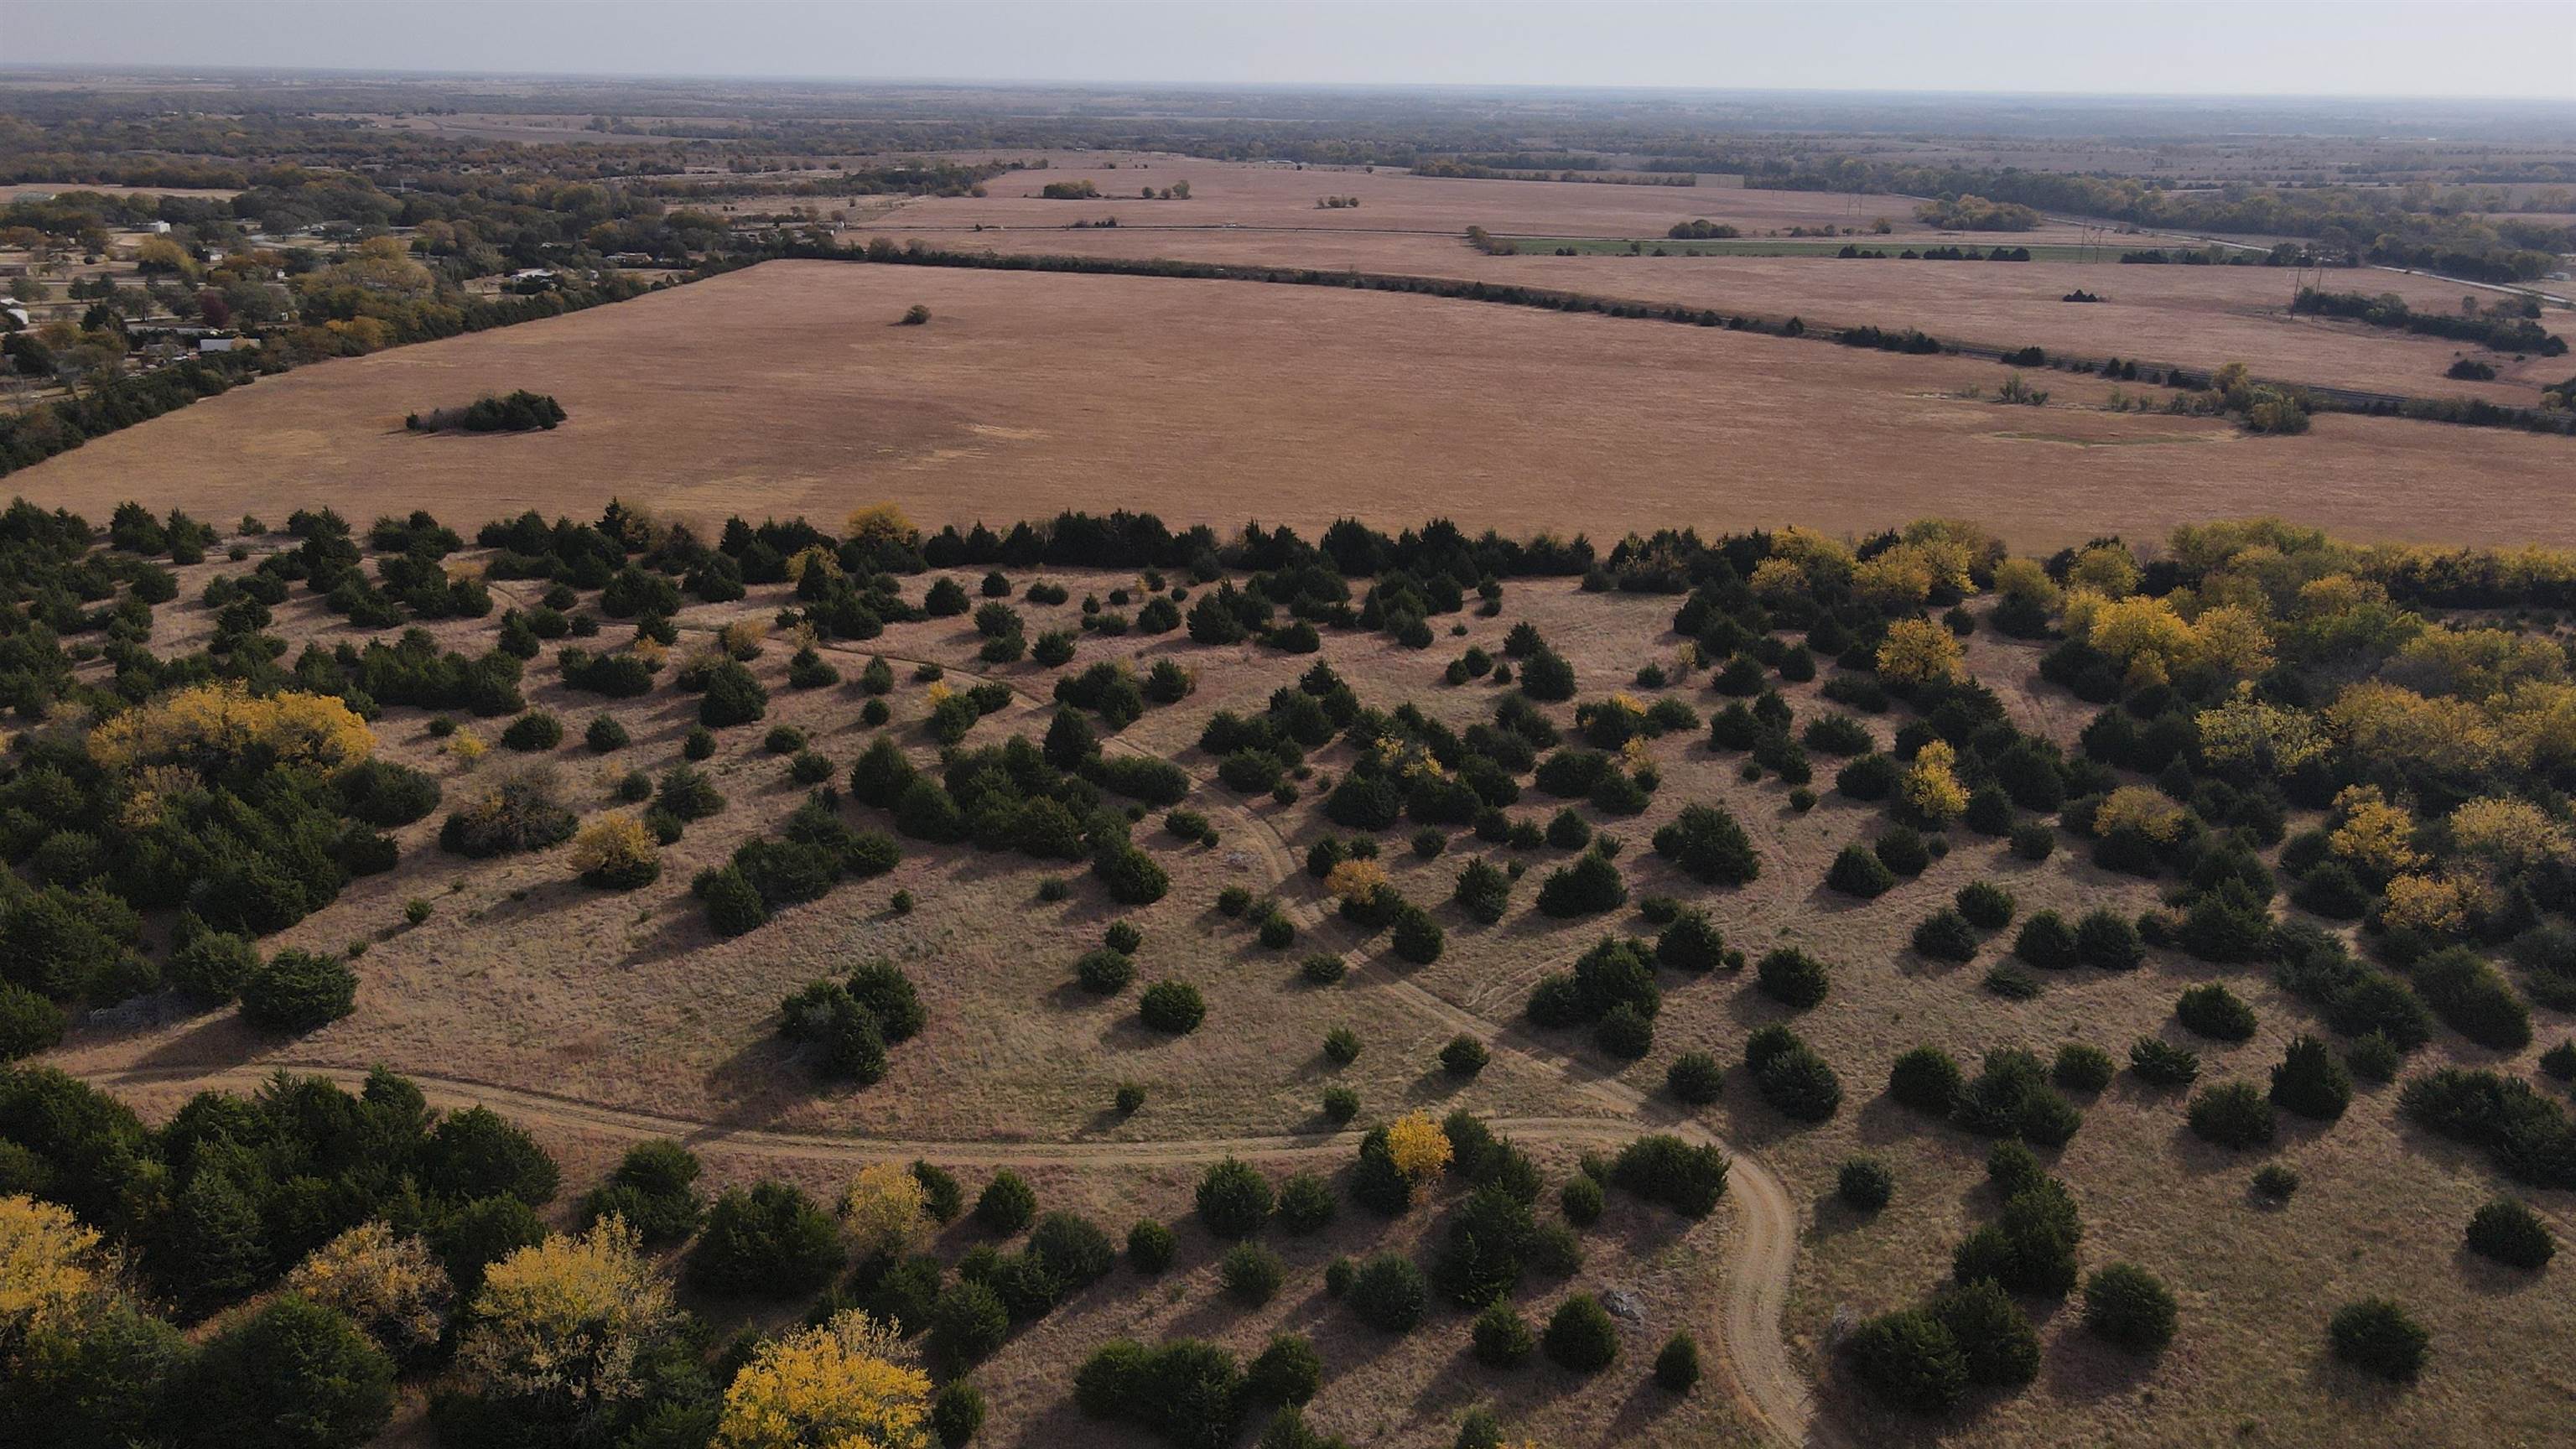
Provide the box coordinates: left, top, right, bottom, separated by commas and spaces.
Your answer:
2291, 288, 2566, 357
1666, 218, 1741, 239
406, 391, 569, 434
1912, 195, 2043, 231
9, 487, 2576, 1437
1601, 516, 2573, 1413
3, 1052, 1734, 1449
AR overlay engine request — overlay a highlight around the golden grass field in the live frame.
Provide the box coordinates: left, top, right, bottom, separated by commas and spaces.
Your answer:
45, 532, 2575, 1449
13, 260, 2575, 553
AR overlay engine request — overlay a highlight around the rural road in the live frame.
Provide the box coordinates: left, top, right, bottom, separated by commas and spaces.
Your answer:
75, 581, 1825, 1449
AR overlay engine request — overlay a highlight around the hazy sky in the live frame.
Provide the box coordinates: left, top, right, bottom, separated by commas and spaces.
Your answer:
10, 1, 2573, 101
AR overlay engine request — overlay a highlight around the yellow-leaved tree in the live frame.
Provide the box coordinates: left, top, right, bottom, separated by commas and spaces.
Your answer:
1326, 859, 1389, 906
1901, 740, 1967, 825
287, 1220, 454, 1358
714, 1311, 931, 1449
844, 503, 917, 556
2327, 785, 2423, 879
2093, 786, 2189, 844
569, 813, 661, 891
89, 682, 373, 778
1386, 1110, 1453, 1186
454, 1218, 674, 1415
839, 1162, 926, 1262
0, 1194, 106, 1338
1875, 618, 1964, 687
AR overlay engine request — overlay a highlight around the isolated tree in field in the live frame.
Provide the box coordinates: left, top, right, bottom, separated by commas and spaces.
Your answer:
899, 304, 932, 326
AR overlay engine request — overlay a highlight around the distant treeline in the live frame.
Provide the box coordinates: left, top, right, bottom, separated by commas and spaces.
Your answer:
2291, 288, 2566, 357
0, 352, 264, 475
1665, 156, 2575, 282
0, 279, 654, 480
1412, 158, 1694, 187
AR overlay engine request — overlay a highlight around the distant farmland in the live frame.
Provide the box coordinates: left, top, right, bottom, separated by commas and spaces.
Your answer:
14, 259, 2572, 548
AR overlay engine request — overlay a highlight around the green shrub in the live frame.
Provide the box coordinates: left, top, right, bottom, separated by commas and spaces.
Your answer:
239, 949, 356, 1032
1348, 1253, 1428, 1332
1655, 910, 1726, 972
2268, 1034, 2353, 1120
188, 1296, 394, 1449
2329, 1298, 2429, 1381
500, 710, 563, 751
2052, 1043, 2116, 1093
1196, 1158, 1275, 1239
2082, 1263, 2177, 1352
2464, 1198, 2556, 1270
1888, 1045, 1965, 1114
1541, 1294, 1618, 1373
1844, 1307, 1966, 1413
1874, 827, 1931, 875
1127, 1218, 1177, 1272
2176, 983, 2258, 1041
1560, 1174, 1604, 1226
1650, 803, 1760, 885
0, 984, 65, 1060
1246, 1333, 1322, 1408
1665, 1051, 1724, 1104
975, 1170, 1036, 1233
1654, 1331, 1702, 1392
1955, 880, 2015, 929
2129, 1036, 2200, 1086
1930, 1278, 2041, 1388
1472, 1301, 1535, 1367
2412, 946, 2532, 1052
2186, 1081, 2276, 1149
2074, 909, 2144, 969
1837, 1156, 1894, 1210
584, 715, 628, 752
932, 1380, 987, 1449
1825, 844, 1897, 898
1219, 1242, 1286, 1305
1324, 1026, 1362, 1065
1140, 979, 1205, 1033
1441, 1035, 1490, 1076
1535, 851, 1627, 917
1321, 1085, 1360, 1124
691, 1182, 844, 1295
2013, 910, 2077, 968
1912, 908, 1980, 962
1757, 948, 1830, 1009
1609, 1134, 1730, 1217
929, 1280, 1010, 1368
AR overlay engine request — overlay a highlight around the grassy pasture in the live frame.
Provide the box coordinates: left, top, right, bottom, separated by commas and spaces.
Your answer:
13, 261, 2573, 553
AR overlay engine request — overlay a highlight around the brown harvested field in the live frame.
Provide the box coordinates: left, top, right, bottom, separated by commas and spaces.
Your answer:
48, 545, 2573, 1449
870, 149, 2020, 242
14, 259, 2576, 553
870, 221, 2567, 404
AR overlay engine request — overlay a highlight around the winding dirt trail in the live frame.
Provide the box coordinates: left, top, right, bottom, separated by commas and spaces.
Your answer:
93, 586, 1820, 1446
